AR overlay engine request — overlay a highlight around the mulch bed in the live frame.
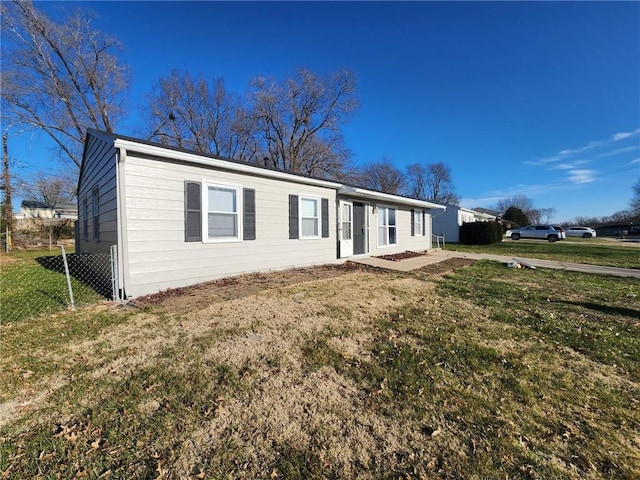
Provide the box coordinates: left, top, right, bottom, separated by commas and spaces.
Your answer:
374, 251, 427, 262
132, 257, 475, 313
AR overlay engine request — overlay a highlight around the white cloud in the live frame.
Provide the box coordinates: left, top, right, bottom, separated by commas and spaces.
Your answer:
629, 158, 640, 165
550, 160, 590, 170
568, 169, 596, 184
598, 145, 639, 157
558, 140, 603, 156
612, 128, 640, 141
530, 127, 640, 166
461, 182, 571, 207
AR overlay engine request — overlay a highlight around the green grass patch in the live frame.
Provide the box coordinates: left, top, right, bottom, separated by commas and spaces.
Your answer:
0, 308, 136, 398
446, 240, 640, 268
1, 249, 107, 324
437, 260, 640, 380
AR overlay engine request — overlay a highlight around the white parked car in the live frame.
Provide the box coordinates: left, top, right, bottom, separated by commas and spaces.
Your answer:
509, 225, 565, 242
565, 226, 597, 238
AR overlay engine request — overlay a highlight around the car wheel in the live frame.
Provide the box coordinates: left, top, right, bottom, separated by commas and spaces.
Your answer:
548, 235, 558, 242
583, 233, 592, 238
511, 233, 520, 240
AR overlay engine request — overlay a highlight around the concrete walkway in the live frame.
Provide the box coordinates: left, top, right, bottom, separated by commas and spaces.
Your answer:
349, 250, 640, 279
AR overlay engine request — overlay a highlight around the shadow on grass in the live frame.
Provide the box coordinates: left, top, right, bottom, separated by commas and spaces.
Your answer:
554, 300, 640, 320
36, 288, 68, 307
36, 254, 113, 299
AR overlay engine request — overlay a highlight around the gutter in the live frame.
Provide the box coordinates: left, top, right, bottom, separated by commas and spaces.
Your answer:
113, 139, 343, 190
339, 186, 447, 210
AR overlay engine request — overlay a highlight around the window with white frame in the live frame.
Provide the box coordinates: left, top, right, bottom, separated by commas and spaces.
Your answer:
205, 183, 241, 241
300, 196, 319, 238
377, 206, 397, 247
413, 209, 423, 236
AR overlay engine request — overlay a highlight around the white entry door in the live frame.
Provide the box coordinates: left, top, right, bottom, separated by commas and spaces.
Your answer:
339, 200, 353, 258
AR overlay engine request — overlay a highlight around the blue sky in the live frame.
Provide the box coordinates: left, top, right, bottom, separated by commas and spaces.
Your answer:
5, 1, 640, 222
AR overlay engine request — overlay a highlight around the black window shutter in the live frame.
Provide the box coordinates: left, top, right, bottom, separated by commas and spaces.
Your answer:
411, 209, 415, 236
422, 211, 426, 236
289, 194, 299, 239
321, 198, 329, 238
243, 188, 256, 240
185, 181, 202, 242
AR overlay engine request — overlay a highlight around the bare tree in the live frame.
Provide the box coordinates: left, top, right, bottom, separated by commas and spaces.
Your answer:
536, 207, 557, 224
144, 71, 258, 161
497, 195, 559, 224
417, 162, 459, 204
359, 159, 406, 194
405, 163, 428, 199
1, 0, 129, 168
631, 179, 640, 215
250, 68, 358, 179
496, 195, 535, 216
16, 170, 76, 206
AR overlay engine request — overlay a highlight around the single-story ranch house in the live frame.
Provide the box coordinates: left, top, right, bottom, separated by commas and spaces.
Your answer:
77, 130, 446, 299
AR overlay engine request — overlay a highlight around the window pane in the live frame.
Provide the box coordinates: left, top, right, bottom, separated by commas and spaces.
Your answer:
301, 198, 317, 217
378, 208, 385, 226
389, 226, 397, 245
208, 213, 237, 237
342, 204, 351, 222
342, 222, 351, 240
378, 226, 387, 246
208, 187, 236, 213
388, 208, 396, 226
302, 218, 318, 237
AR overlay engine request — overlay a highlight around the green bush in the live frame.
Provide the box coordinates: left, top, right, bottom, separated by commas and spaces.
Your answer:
460, 221, 503, 245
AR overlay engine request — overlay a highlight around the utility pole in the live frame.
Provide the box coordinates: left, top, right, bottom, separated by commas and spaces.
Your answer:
2, 134, 13, 251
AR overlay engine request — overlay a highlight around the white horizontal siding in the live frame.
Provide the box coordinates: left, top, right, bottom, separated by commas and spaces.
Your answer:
367, 205, 432, 257
432, 207, 461, 243
122, 155, 337, 297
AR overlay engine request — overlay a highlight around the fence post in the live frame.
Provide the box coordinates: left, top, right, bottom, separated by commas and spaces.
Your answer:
60, 245, 76, 310
110, 245, 120, 302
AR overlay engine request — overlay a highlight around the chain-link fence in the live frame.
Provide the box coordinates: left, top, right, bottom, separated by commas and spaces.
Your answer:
1, 245, 115, 324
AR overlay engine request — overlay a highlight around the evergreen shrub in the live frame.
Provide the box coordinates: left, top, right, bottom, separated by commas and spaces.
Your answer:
459, 221, 503, 245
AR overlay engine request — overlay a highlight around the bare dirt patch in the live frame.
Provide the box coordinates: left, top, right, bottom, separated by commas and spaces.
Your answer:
135, 263, 380, 315
135, 258, 474, 316
374, 250, 426, 261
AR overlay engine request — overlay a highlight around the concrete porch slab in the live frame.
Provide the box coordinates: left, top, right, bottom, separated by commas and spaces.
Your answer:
348, 250, 451, 272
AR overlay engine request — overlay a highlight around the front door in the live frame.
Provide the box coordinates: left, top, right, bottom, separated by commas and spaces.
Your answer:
353, 201, 367, 255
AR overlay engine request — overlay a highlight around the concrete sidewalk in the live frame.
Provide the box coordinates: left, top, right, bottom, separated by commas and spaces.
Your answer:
349, 250, 640, 279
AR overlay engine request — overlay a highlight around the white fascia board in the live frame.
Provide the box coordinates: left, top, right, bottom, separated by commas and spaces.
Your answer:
113, 139, 342, 190
339, 186, 447, 211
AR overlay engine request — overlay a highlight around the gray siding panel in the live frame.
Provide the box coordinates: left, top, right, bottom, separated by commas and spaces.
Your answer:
77, 133, 118, 255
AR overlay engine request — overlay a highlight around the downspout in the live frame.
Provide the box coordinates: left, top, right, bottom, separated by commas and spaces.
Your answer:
115, 147, 128, 300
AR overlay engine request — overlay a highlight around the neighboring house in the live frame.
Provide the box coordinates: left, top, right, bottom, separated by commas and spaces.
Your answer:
473, 207, 501, 219
431, 204, 497, 243
77, 130, 446, 299
19, 200, 55, 219
18, 200, 78, 220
